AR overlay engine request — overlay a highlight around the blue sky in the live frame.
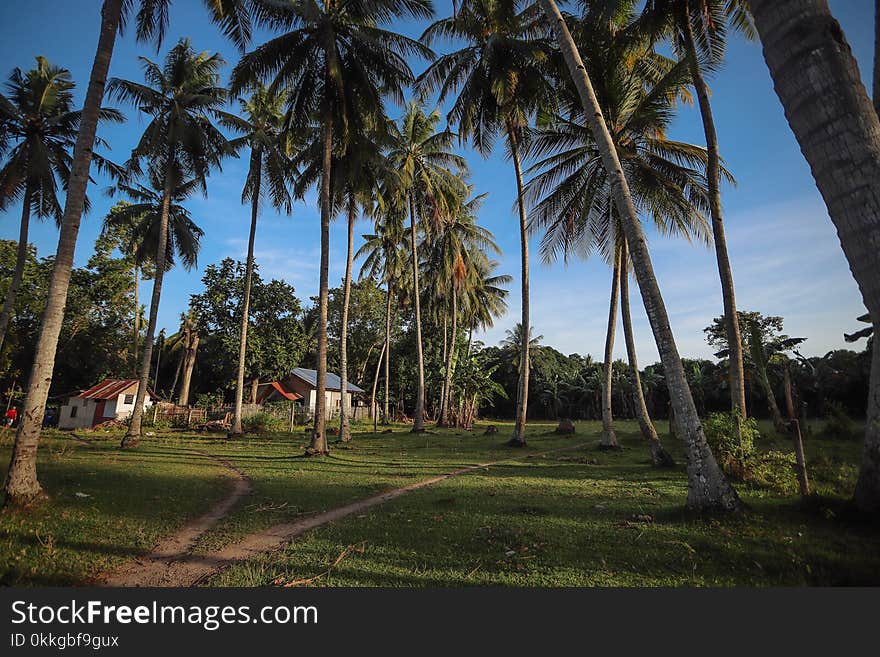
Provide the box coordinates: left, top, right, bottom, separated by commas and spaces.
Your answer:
0, 0, 872, 364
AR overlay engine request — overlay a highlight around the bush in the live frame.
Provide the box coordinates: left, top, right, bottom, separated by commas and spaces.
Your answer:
820, 401, 859, 440
242, 412, 286, 434
703, 412, 757, 456
194, 392, 224, 409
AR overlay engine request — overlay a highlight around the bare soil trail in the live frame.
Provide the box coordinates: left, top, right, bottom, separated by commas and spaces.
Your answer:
101, 451, 252, 587
102, 442, 585, 587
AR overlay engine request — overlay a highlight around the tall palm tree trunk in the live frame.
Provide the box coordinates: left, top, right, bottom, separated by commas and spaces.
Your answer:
370, 339, 386, 422
0, 183, 33, 354
3, 0, 123, 506
178, 332, 199, 406
601, 243, 621, 448
383, 282, 392, 423
438, 314, 448, 424
541, 0, 741, 510
132, 263, 140, 370
339, 196, 356, 442
621, 239, 674, 466
123, 155, 173, 446
231, 153, 262, 436
440, 287, 458, 426
875, 0, 880, 114
409, 193, 426, 432
749, 0, 880, 512
682, 6, 748, 422
309, 107, 332, 454
508, 124, 530, 446
170, 350, 183, 402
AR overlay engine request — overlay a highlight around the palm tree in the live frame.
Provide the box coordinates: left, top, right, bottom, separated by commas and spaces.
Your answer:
418, 0, 555, 445
384, 103, 467, 432
0, 57, 121, 355
538, 0, 741, 511
461, 257, 511, 356
748, 0, 880, 511
108, 39, 233, 446
224, 84, 295, 437
422, 186, 500, 425
357, 215, 408, 423
105, 168, 204, 399
621, 234, 698, 456
3, 0, 256, 506
232, 0, 433, 452
500, 323, 542, 373
103, 165, 205, 399
642, 0, 753, 430
164, 309, 201, 403
525, 4, 713, 462
298, 121, 388, 440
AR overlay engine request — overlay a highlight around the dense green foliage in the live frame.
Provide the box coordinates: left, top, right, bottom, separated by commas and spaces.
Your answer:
189, 258, 309, 398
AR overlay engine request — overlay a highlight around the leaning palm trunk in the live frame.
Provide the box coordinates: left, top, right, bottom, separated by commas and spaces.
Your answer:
383, 282, 392, 423
621, 239, 674, 466
231, 152, 262, 436
755, 362, 786, 434
309, 107, 332, 454
748, 0, 880, 512
682, 8, 748, 422
508, 123, 531, 446
338, 196, 356, 442
409, 194, 426, 432
123, 155, 173, 446
600, 243, 621, 448
541, 0, 741, 510
0, 184, 33, 355
3, 0, 123, 506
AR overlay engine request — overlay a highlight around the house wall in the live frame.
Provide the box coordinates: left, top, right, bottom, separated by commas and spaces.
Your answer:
112, 392, 151, 420
59, 393, 152, 429
281, 374, 357, 419
58, 398, 96, 430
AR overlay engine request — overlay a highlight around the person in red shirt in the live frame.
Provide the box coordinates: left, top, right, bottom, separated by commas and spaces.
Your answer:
5, 407, 17, 427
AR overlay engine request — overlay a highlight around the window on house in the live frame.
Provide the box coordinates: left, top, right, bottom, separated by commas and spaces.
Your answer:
70, 406, 78, 418
124, 394, 134, 405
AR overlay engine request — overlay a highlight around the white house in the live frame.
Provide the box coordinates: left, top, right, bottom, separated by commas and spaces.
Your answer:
58, 379, 153, 429
257, 368, 365, 419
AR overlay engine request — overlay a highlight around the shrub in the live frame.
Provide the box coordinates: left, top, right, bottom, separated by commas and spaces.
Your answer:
820, 401, 859, 440
242, 412, 286, 435
194, 392, 224, 409
703, 412, 757, 457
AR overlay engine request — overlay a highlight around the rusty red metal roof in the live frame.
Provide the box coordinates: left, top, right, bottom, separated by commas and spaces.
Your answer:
257, 381, 302, 403
77, 379, 148, 400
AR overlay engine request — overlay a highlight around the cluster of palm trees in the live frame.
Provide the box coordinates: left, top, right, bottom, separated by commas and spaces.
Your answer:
1, 0, 879, 515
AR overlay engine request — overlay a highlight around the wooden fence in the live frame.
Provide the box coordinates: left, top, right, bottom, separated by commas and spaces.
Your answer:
151, 400, 371, 430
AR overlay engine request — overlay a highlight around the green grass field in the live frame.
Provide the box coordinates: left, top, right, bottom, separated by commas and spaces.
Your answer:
1, 419, 878, 586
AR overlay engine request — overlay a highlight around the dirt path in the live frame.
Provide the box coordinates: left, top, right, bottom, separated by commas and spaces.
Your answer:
101, 451, 252, 587
102, 442, 584, 588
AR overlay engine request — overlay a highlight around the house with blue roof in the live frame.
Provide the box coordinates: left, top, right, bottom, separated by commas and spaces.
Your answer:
256, 368, 366, 419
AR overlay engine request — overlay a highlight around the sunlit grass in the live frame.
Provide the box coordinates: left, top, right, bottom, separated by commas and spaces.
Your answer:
1, 419, 877, 586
